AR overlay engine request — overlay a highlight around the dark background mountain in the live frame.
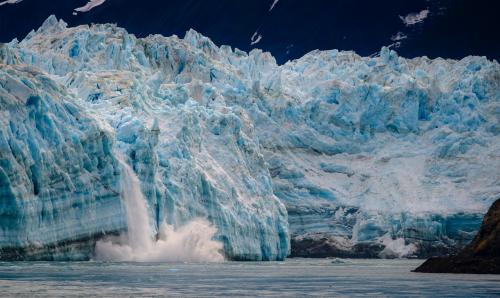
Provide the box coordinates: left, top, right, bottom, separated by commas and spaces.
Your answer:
1, 0, 499, 64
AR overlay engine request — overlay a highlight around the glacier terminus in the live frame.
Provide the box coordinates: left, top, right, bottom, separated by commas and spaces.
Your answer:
0, 16, 499, 261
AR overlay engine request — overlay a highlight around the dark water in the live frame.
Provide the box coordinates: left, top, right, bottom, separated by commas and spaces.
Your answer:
0, 259, 499, 297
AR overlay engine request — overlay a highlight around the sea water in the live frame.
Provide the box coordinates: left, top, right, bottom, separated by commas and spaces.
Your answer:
0, 259, 498, 297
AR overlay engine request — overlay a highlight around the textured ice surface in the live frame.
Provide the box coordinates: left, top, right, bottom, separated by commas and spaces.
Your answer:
0, 16, 499, 259
0, 16, 289, 261
0, 64, 125, 260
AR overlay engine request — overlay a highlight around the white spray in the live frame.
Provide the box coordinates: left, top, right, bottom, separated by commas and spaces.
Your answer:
95, 155, 224, 262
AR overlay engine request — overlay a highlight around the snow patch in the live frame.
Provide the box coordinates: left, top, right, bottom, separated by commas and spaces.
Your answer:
391, 31, 407, 42
400, 9, 429, 26
251, 31, 263, 45
0, 0, 22, 6
269, 0, 279, 11
75, 0, 106, 13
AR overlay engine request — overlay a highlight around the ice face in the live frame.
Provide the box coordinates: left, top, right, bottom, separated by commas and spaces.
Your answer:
0, 17, 290, 261
0, 64, 125, 260
0, 15, 499, 259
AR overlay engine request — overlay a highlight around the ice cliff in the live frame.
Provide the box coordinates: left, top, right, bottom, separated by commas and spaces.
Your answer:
0, 16, 499, 260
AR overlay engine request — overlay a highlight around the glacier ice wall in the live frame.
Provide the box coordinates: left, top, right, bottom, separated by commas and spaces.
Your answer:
0, 64, 125, 260
1, 15, 499, 259
0, 16, 289, 261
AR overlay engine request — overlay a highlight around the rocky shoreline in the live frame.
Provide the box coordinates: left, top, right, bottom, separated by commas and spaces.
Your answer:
415, 199, 500, 274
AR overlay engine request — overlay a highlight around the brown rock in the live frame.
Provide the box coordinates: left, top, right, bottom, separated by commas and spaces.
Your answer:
414, 199, 500, 274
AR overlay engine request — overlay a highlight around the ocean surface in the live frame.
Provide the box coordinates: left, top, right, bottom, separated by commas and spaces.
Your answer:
0, 259, 499, 297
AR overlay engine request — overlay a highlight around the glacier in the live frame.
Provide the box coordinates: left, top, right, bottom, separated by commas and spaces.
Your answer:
0, 15, 499, 260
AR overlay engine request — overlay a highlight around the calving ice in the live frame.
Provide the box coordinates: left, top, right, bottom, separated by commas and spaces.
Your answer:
0, 15, 498, 261
94, 154, 224, 262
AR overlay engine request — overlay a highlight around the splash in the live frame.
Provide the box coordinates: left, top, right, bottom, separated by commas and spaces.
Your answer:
94, 156, 224, 262
378, 234, 417, 258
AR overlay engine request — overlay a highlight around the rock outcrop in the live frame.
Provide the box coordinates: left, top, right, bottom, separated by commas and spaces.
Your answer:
415, 199, 500, 274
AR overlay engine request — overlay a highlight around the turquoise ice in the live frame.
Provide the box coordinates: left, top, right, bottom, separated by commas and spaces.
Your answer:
0, 16, 498, 260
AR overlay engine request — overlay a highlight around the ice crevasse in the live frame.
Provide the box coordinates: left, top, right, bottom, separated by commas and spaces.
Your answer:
0, 16, 499, 260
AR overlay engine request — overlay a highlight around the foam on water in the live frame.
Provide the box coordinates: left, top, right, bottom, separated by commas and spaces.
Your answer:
94, 155, 224, 262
